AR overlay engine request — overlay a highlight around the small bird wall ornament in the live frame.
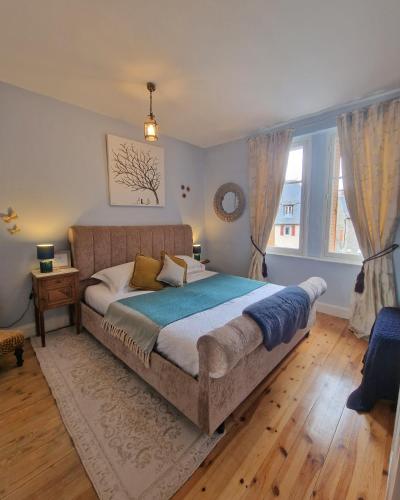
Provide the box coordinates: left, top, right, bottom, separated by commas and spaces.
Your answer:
1, 207, 18, 224
1, 207, 21, 235
8, 224, 21, 235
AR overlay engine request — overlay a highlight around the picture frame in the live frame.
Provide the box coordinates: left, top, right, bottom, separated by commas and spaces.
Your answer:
106, 134, 165, 207
53, 250, 71, 269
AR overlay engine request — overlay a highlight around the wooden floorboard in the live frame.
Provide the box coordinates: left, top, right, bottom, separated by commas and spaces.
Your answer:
0, 314, 395, 500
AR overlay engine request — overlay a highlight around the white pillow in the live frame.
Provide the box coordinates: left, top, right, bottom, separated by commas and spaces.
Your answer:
176, 255, 205, 274
157, 254, 185, 287
92, 261, 134, 293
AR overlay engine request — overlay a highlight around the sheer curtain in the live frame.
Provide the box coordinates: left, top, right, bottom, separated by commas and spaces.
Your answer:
337, 98, 400, 337
248, 129, 293, 280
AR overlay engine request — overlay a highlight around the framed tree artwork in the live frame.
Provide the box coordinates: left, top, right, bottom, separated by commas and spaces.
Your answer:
106, 134, 165, 206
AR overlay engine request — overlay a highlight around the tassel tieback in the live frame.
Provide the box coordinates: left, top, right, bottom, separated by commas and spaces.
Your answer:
354, 243, 399, 294
250, 236, 268, 278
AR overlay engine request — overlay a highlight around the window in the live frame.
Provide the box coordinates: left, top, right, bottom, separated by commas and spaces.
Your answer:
284, 204, 294, 216
268, 142, 307, 252
326, 135, 361, 258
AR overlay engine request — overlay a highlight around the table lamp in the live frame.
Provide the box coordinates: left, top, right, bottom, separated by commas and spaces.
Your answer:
37, 244, 54, 273
193, 244, 201, 261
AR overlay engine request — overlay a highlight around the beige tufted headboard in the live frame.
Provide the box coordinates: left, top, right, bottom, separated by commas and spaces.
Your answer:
68, 224, 193, 281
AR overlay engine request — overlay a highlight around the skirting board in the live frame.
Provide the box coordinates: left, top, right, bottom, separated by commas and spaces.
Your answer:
15, 313, 71, 338
316, 301, 350, 319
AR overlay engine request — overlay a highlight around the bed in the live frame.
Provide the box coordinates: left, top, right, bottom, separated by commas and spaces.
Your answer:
68, 224, 326, 435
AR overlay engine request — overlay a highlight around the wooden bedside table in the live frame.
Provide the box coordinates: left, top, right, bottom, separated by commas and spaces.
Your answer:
32, 267, 80, 347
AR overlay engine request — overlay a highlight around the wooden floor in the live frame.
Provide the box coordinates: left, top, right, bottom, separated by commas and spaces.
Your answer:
0, 314, 395, 500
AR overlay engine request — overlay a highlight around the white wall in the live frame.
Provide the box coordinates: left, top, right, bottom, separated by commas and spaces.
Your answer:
0, 82, 205, 331
204, 138, 251, 276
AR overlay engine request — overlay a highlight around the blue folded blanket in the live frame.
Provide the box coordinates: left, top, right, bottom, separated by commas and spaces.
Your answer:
243, 286, 311, 351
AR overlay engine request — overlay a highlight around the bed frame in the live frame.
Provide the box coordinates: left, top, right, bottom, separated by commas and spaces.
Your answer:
68, 224, 310, 435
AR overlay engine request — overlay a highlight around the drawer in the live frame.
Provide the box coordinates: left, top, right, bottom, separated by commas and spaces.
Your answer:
45, 285, 74, 306
45, 275, 75, 290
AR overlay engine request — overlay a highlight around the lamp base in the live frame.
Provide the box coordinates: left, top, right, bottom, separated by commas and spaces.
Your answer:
194, 254, 201, 261
40, 260, 53, 273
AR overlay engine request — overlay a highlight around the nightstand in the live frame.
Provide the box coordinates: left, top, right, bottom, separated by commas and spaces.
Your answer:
32, 267, 80, 347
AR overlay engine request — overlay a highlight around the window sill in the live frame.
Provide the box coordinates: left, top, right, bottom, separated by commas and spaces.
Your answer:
266, 250, 362, 266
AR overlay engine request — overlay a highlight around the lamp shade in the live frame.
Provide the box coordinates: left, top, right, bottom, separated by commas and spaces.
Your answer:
36, 244, 54, 260
193, 244, 201, 255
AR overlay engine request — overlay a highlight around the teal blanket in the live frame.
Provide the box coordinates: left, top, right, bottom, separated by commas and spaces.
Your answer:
102, 274, 266, 366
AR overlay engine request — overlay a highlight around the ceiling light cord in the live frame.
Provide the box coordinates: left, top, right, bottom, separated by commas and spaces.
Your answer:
149, 88, 153, 117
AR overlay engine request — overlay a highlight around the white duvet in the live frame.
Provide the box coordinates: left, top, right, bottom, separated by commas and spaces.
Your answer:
85, 271, 284, 377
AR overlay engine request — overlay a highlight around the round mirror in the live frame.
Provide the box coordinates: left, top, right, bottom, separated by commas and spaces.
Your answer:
214, 182, 245, 222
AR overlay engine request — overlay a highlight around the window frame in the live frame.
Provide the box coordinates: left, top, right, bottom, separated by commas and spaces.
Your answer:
266, 135, 311, 257
323, 132, 363, 264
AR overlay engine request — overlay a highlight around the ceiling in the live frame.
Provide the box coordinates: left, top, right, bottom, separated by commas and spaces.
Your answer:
1, 0, 400, 147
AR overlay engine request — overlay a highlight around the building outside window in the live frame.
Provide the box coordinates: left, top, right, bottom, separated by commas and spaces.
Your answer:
268, 145, 304, 250
326, 135, 361, 259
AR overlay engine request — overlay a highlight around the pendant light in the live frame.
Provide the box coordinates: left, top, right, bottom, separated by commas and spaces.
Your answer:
144, 82, 159, 142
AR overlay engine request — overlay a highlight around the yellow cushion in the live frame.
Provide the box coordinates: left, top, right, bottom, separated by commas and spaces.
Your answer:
130, 254, 165, 291
161, 252, 188, 283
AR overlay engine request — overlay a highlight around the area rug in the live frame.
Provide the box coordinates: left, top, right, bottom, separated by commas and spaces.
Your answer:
31, 329, 221, 500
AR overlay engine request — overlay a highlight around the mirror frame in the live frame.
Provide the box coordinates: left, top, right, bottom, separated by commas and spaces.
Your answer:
213, 182, 245, 222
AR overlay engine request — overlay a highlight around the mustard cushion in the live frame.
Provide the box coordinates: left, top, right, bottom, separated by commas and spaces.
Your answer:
130, 254, 165, 291
161, 251, 188, 283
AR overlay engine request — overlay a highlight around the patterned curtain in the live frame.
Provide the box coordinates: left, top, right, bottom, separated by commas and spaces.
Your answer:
248, 129, 293, 280
337, 98, 400, 337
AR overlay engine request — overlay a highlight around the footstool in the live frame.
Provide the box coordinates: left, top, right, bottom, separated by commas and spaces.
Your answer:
0, 330, 24, 366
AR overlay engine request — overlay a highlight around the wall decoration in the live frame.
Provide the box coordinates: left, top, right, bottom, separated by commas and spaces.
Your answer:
53, 250, 71, 269
107, 134, 165, 206
180, 184, 191, 199
213, 182, 245, 222
7, 224, 21, 235
1, 207, 21, 235
1, 207, 18, 224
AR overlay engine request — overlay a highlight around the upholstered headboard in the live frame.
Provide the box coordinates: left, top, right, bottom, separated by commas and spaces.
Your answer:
68, 225, 193, 281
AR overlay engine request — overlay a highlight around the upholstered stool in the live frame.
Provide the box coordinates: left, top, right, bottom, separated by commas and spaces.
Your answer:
0, 330, 24, 366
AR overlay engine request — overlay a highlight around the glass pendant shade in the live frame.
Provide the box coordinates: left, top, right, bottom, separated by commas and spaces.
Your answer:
144, 82, 159, 142
144, 114, 158, 142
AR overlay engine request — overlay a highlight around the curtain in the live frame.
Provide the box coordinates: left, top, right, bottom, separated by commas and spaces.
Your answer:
248, 129, 293, 280
337, 98, 400, 337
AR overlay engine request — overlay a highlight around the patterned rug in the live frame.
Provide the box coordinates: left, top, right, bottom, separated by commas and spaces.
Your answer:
31, 329, 221, 500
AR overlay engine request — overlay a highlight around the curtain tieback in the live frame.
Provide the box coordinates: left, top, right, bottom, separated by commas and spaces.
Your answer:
355, 243, 399, 294
250, 236, 268, 278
